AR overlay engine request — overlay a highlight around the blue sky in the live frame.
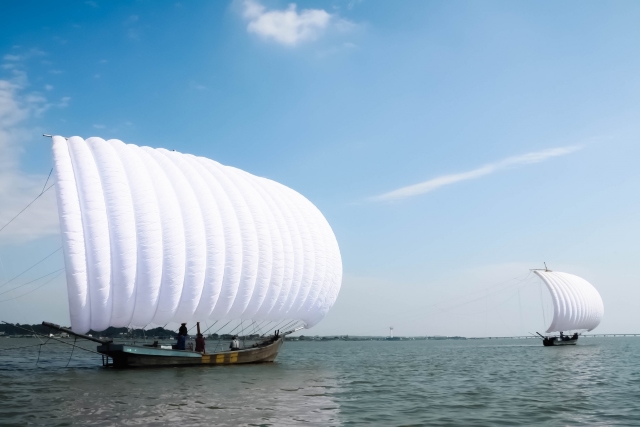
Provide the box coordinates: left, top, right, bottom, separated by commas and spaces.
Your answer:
0, 0, 639, 336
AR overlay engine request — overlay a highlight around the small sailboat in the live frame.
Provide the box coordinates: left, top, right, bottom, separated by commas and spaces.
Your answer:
36, 135, 343, 367
533, 268, 604, 347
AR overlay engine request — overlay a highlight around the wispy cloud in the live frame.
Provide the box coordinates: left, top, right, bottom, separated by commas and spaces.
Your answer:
0, 68, 60, 243
3, 49, 45, 63
241, 0, 352, 46
370, 146, 583, 202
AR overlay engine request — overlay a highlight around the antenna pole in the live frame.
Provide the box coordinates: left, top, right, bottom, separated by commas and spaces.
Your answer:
544, 262, 548, 271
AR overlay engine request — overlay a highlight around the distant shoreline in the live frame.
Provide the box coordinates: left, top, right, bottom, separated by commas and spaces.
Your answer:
2, 324, 638, 341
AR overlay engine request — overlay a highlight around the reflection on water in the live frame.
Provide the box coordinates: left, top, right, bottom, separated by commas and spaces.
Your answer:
1, 338, 639, 426
0, 338, 340, 426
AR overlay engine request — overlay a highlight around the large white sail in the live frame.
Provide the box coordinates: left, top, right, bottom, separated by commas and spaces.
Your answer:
534, 270, 603, 333
52, 136, 342, 333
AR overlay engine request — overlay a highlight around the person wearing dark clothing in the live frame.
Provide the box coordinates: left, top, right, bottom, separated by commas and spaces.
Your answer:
176, 334, 186, 350
178, 323, 188, 336
173, 323, 188, 350
195, 333, 206, 353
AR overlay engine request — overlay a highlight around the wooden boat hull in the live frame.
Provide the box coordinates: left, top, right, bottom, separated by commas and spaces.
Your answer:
97, 338, 284, 368
542, 337, 578, 346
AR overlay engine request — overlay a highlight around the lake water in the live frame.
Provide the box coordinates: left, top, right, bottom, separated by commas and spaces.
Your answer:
1, 337, 639, 426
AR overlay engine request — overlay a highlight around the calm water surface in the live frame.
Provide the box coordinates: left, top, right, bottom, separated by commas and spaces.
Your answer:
1, 337, 639, 426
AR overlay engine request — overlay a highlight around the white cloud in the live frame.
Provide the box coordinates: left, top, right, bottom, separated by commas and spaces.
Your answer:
44, 84, 53, 91
0, 72, 59, 243
93, 124, 106, 129
242, 0, 347, 46
3, 49, 45, 63
370, 146, 582, 202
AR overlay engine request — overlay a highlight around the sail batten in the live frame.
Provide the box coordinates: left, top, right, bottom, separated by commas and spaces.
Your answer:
52, 136, 342, 333
534, 270, 603, 333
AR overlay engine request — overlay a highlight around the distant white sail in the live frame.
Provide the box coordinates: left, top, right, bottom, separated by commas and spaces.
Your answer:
52, 136, 342, 333
534, 270, 603, 333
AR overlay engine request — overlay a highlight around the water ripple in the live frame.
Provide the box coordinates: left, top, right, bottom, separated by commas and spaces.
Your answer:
0, 338, 639, 425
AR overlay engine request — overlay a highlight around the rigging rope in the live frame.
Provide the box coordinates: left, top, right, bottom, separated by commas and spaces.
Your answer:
200, 320, 218, 336
0, 182, 55, 235
255, 320, 272, 336
262, 319, 285, 337
3, 322, 104, 357
0, 268, 65, 298
248, 320, 268, 337
539, 281, 547, 329
353, 272, 537, 336
65, 336, 77, 367
36, 341, 43, 367
41, 168, 53, 194
0, 247, 62, 290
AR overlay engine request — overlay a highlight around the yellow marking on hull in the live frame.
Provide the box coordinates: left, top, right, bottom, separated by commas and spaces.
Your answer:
230, 352, 238, 363
216, 354, 225, 364
201, 355, 211, 364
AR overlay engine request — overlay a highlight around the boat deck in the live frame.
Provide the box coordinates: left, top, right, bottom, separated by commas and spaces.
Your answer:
97, 338, 284, 368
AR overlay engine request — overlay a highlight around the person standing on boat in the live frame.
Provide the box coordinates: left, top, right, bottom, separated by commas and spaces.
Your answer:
195, 333, 205, 353
179, 323, 188, 336
230, 335, 240, 351
175, 323, 187, 350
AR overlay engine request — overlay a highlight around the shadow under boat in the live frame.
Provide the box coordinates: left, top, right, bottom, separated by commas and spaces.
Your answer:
43, 321, 298, 368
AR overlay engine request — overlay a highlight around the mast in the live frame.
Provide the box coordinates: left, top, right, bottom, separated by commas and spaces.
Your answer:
41, 321, 112, 344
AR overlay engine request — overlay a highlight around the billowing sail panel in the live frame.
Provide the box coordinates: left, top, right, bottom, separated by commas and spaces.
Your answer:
533, 270, 604, 333
52, 136, 343, 333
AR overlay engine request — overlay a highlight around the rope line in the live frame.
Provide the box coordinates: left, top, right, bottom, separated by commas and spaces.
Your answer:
200, 320, 218, 336
262, 319, 286, 337
0, 182, 56, 235
41, 168, 53, 194
65, 336, 77, 367
353, 272, 536, 335
0, 268, 65, 298
2, 322, 103, 357
36, 342, 43, 367
0, 247, 62, 290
